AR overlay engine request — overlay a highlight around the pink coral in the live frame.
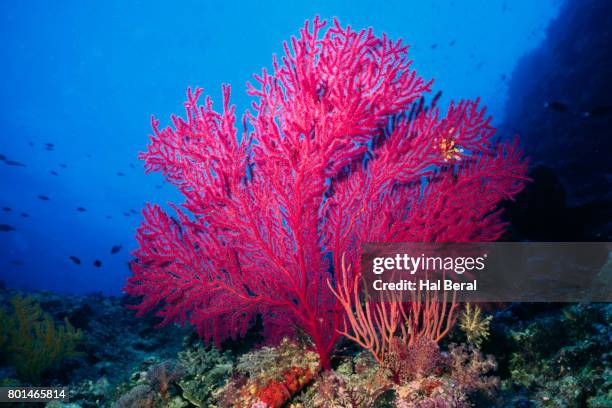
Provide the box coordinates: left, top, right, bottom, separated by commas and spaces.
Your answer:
330, 256, 458, 366
125, 17, 527, 370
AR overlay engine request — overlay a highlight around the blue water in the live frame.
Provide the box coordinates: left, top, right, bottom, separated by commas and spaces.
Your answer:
0, 0, 562, 294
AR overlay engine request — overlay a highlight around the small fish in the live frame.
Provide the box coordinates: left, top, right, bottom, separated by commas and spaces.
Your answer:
0, 154, 5, 161
10, 260, 24, 266
45, 142, 55, 147
76, 207, 87, 212
129, 163, 135, 169
45, 146, 54, 151
69, 256, 81, 265
582, 106, 612, 118
110, 245, 122, 254
20, 212, 29, 217
544, 101, 568, 112
59, 163, 67, 168
28, 141, 34, 147
5, 160, 27, 167
123, 212, 130, 217
449, 40, 455, 46
430, 43, 438, 49
87, 154, 92, 158
93, 260, 102, 267
155, 184, 162, 189
38, 195, 50, 201
2, 207, 11, 212
129, 209, 138, 215
500, 74, 507, 81
105, 215, 112, 219
50, 170, 58, 176
117, 172, 126, 177
0, 224, 15, 232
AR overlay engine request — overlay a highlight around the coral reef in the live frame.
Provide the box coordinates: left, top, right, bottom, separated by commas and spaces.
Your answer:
215, 338, 319, 407
0, 286, 188, 406
1, 285, 606, 407
296, 343, 498, 408
176, 343, 232, 407
108, 343, 236, 408
382, 338, 443, 385
110, 358, 187, 408
68, 377, 114, 408
126, 16, 527, 370
0, 295, 83, 382
146, 360, 185, 399
111, 384, 155, 408
394, 377, 469, 407
295, 352, 393, 407
494, 303, 611, 407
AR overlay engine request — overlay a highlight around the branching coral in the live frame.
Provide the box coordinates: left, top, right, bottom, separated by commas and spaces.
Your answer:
0, 295, 84, 382
383, 337, 444, 385
447, 343, 499, 397
458, 303, 492, 348
329, 257, 458, 368
126, 16, 528, 370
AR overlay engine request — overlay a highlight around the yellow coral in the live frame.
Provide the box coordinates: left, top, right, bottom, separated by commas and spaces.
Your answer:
0, 295, 84, 382
458, 304, 492, 348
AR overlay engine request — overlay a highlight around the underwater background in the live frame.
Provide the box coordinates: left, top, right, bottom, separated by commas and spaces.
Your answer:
1, 0, 611, 407
0, 0, 566, 294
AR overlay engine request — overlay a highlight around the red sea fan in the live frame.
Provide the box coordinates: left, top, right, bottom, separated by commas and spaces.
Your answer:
125, 17, 527, 370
